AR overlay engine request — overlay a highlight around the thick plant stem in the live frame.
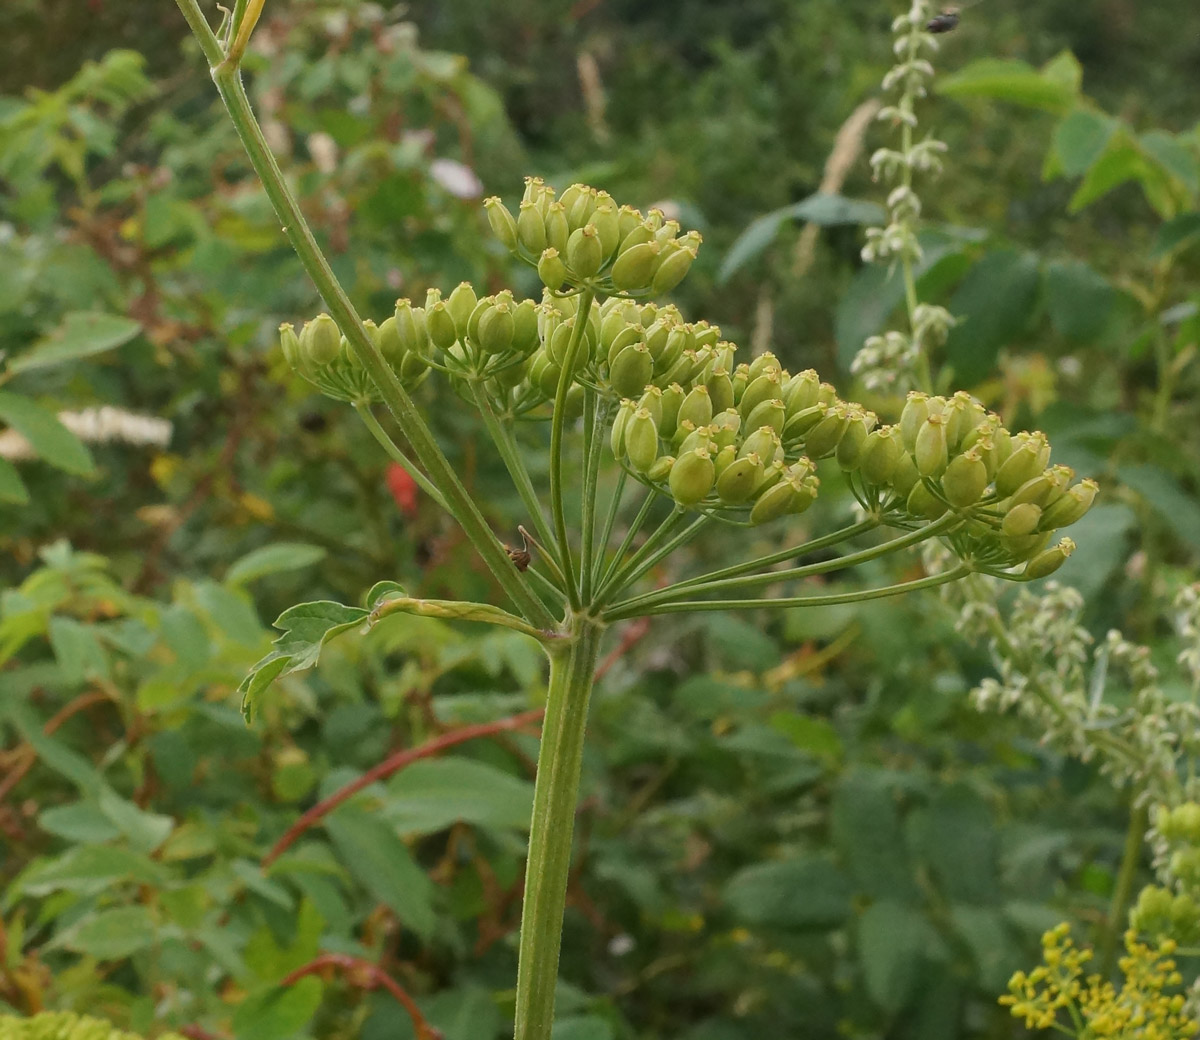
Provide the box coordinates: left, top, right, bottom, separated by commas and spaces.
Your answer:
172, 1, 555, 631
1100, 801, 1148, 976
515, 618, 605, 1040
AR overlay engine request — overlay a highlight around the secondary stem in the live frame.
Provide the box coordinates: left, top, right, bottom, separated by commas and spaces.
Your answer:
353, 401, 450, 513
515, 618, 606, 1040
1099, 801, 1148, 976
173, 0, 555, 630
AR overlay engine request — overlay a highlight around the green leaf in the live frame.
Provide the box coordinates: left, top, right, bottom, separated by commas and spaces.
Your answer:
945, 249, 1041, 384
938, 55, 1079, 114
831, 771, 920, 902
384, 756, 534, 834
1069, 130, 1178, 217
1043, 260, 1116, 343
39, 801, 121, 844
56, 906, 156, 959
98, 787, 175, 853
226, 543, 328, 586
1117, 464, 1200, 552
9, 312, 141, 374
417, 987, 503, 1040
0, 391, 94, 476
1151, 212, 1200, 259
324, 805, 436, 939
724, 856, 852, 929
0, 458, 29, 504
1141, 130, 1200, 195
1052, 109, 1118, 177
769, 712, 843, 765
238, 600, 370, 722
20, 844, 168, 896
47, 616, 109, 683
949, 905, 1021, 991
857, 900, 937, 1013
232, 977, 323, 1040
908, 785, 997, 904
719, 193, 884, 282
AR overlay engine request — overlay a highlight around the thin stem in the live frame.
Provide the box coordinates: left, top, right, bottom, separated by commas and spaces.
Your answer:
353, 401, 450, 513
594, 513, 710, 609
224, 0, 266, 68
172, 3, 555, 630
596, 486, 657, 592
603, 566, 970, 622
174, 0, 224, 64
595, 507, 688, 606
549, 291, 595, 610
515, 620, 606, 1040
612, 514, 958, 616
471, 386, 563, 572
657, 516, 883, 595
1099, 801, 1148, 976
372, 596, 562, 645
579, 390, 604, 604
591, 467, 628, 591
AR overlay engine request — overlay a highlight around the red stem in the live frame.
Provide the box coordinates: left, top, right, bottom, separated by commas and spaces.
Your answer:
261, 709, 545, 868
278, 953, 443, 1040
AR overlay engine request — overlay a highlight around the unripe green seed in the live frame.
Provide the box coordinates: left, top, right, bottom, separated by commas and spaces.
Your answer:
692, 321, 721, 349
907, 481, 947, 520
749, 478, 800, 525
643, 319, 673, 362
591, 203, 621, 259
859, 427, 904, 485
536, 357, 564, 397
782, 369, 821, 415
890, 451, 921, 498
557, 183, 585, 220
606, 323, 645, 368
549, 318, 592, 374
1040, 479, 1098, 529
280, 323, 302, 370
511, 299, 539, 354
625, 408, 661, 473
426, 302, 458, 351
611, 241, 661, 292
610, 399, 636, 457
636, 385, 664, 425
544, 202, 570, 254
914, 414, 950, 477
652, 245, 697, 294
804, 408, 850, 458
677, 425, 714, 457
709, 409, 742, 450
658, 383, 685, 438
567, 224, 605, 279
538, 248, 568, 290
301, 314, 342, 367
745, 398, 787, 437
713, 443, 737, 478
1003, 531, 1051, 562
941, 449, 989, 509
752, 459, 786, 497
678, 385, 714, 429
567, 185, 595, 230
739, 427, 783, 465
645, 454, 675, 482
717, 454, 764, 505
782, 404, 826, 442
517, 201, 548, 255
1023, 538, 1076, 580
1008, 471, 1055, 509
669, 447, 716, 506
900, 392, 931, 453
836, 411, 875, 471
446, 282, 478, 338
701, 370, 732, 414
561, 382, 585, 422
740, 372, 783, 419
610, 342, 655, 398
477, 302, 515, 354
376, 315, 406, 366
485, 197, 519, 251
1002, 502, 1043, 538
995, 433, 1051, 496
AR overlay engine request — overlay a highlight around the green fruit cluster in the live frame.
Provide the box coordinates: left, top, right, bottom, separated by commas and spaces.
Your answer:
1132, 802, 1200, 945
486, 178, 700, 296
0, 1013, 185, 1040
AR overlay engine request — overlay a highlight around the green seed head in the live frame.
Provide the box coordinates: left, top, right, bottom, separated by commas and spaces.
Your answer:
669, 447, 717, 506
485, 196, 519, 251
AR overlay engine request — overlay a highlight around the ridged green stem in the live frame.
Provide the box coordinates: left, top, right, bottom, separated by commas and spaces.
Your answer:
352, 401, 450, 514
515, 618, 606, 1040
1099, 801, 1149, 977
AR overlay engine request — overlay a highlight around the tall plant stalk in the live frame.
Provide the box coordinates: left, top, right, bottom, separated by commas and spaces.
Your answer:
171, 5, 1096, 1038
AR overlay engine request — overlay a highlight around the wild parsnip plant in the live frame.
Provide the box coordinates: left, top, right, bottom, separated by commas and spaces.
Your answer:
170, 0, 1097, 1036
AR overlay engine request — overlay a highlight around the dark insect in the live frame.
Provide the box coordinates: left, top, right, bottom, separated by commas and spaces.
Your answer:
926, 9, 961, 33
506, 528, 533, 572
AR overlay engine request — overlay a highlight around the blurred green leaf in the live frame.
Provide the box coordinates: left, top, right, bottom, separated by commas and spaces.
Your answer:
857, 900, 936, 1012
945, 249, 1041, 384
226, 543, 328, 586
831, 771, 920, 902
724, 855, 852, 929
1151, 213, 1200, 259
232, 977, 323, 1040
1043, 260, 1116, 343
9, 311, 140, 374
1052, 109, 1118, 177
0, 391, 94, 476
552, 1017, 615, 1040
56, 906, 156, 959
938, 55, 1079, 114
383, 756, 534, 834
0, 458, 29, 504
325, 805, 436, 939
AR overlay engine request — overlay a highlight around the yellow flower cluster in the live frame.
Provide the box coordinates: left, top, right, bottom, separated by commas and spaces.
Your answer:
1001, 924, 1198, 1039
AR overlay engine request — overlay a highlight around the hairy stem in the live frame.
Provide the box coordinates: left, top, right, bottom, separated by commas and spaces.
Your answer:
515, 619, 606, 1040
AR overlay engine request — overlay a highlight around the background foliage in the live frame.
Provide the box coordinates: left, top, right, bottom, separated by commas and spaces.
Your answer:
1, 0, 1198, 1037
